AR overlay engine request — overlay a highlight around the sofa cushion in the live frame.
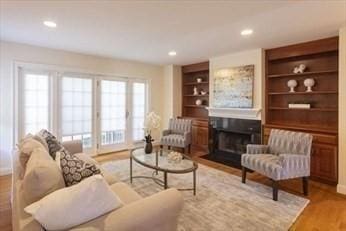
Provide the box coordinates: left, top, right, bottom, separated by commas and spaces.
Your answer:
24, 175, 123, 231
22, 148, 65, 204
110, 182, 142, 204
38, 129, 63, 159
60, 149, 102, 186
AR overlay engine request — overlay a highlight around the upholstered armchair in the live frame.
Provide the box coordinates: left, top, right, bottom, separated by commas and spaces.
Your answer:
160, 118, 192, 154
241, 129, 313, 201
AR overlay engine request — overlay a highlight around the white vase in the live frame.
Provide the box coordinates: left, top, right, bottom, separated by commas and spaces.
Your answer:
195, 99, 202, 105
304, 78, 315, 92
287, 79, 298, 92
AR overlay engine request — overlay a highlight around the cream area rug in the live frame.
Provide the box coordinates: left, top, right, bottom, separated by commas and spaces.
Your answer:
101, 159, 309, 231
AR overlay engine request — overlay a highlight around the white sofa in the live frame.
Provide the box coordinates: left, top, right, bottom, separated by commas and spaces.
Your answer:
12, 140, 184, 231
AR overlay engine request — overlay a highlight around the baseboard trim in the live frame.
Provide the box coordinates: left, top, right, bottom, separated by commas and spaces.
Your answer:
337, 184, 346, 195
0, 167, 12, 176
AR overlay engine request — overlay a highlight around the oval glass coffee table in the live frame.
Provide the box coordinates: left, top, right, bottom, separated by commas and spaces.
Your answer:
130, 148, 198, 195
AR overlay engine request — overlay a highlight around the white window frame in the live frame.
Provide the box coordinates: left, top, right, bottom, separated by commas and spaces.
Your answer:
14, 61, 151, 156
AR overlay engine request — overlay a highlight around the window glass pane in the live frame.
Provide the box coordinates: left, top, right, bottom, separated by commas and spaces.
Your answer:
100, 80, 126, 145
61, 76, 92, 148
23, 73, 49, 135
132, 82, 146, 141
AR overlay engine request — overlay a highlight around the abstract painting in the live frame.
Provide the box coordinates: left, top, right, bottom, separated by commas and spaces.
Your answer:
213, 64, 254, 108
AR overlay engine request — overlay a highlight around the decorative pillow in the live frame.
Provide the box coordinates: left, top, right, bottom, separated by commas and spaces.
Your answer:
17, 135, 47, 170
38, 129, 63, 159
60, 149, 101, 186
24, 175, 123, 231
22, 148, 65, 204
73, 153, 119, 185
33, 133, 49, 151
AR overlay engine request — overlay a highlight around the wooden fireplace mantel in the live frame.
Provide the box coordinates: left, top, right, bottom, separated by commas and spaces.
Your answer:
207, 107, 262, 120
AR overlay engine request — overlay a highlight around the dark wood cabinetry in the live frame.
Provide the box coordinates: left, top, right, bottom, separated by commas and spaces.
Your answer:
191, 119, 209, 155
181, 62, 210, 155
264, 37, 339, 185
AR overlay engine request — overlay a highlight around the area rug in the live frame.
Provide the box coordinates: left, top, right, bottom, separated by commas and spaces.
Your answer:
101, 159, 309, 231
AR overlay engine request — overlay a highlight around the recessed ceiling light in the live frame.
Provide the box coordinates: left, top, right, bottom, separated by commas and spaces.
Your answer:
43, 21, 57, 28
241, 29, 253, 36
168, 51, 177, 56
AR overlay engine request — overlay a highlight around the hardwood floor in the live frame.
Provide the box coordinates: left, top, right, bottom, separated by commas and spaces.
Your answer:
1, 150, 346, 231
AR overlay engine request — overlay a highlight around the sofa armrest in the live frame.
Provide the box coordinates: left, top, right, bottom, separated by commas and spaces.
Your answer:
62, 140, 83, 154
162, 129, 171, 136
246, 144, 269, 154
183, 131, 192, 146
73, 188, 183, 231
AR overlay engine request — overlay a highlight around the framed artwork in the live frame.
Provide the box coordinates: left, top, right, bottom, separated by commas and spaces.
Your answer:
213, 64, 254, 108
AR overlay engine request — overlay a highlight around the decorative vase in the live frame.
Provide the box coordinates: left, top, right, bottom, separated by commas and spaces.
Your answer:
304, 78, 315, 92
193, 86, 199, 95
195, 99, 202, 105
287, 79, 298, 92
144, 134, 154, 154
144, 142, 153, 154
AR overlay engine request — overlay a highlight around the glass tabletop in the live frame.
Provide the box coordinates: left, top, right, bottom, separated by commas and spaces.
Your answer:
131, 148, 198, 173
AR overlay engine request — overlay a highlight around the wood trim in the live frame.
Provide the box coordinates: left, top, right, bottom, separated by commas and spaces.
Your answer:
182, 61, 209, 73
266, 37, 338, 60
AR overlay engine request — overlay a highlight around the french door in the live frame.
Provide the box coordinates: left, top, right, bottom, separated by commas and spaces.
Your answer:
97, 78, 128, 153
17, 66, 148, 156
97, 78, 148, 154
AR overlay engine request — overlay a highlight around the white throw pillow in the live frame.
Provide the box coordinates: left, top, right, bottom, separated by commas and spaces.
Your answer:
24, 174, 123, 230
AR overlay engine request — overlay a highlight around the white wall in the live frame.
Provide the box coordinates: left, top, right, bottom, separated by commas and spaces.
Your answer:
0, 41, 165, 175
338, 27, 346, 195
162, 65, 182, 129
209, 49, 264, 120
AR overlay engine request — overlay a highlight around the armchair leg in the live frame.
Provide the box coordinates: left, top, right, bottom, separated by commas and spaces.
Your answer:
272, 180, 278, 201
241, 167, 246, 184
302, 177, 309, 196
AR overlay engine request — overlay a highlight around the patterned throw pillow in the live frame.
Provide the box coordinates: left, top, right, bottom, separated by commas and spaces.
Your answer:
38, 129, 64, 159
59, 149, 101, 187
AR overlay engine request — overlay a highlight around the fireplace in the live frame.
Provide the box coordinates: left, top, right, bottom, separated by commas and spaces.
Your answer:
206, 117, 261, 168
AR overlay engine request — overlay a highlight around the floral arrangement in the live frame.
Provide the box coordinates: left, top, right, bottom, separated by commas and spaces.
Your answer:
143, 111, 161, 143
168, 151, 183, 164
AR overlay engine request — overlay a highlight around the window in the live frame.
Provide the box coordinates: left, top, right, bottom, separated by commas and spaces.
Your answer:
18, 65, 149, 154
132, 82, 146, 141
100, 80, 126, 146
22, 72, 50, 135
61, 76, 93, 148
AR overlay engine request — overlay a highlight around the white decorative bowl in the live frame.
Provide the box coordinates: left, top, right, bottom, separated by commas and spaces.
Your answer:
304, 78, 315, 92
287, 79, 298, 92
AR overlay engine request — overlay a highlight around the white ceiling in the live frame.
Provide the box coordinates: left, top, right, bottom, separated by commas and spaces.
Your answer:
1, 1, 345, 65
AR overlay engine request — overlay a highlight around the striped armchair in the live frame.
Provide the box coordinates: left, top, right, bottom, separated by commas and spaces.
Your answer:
160, 118, 192, 154
241, 129, 313, 201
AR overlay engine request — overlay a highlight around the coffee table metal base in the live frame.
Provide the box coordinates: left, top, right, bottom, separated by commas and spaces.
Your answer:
130, 156, 196, 195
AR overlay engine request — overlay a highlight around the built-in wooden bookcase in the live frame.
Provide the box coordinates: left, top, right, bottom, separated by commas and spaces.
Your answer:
264, 37, 339, 184
181, 62, 210, 155
182, 62, 209, 119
